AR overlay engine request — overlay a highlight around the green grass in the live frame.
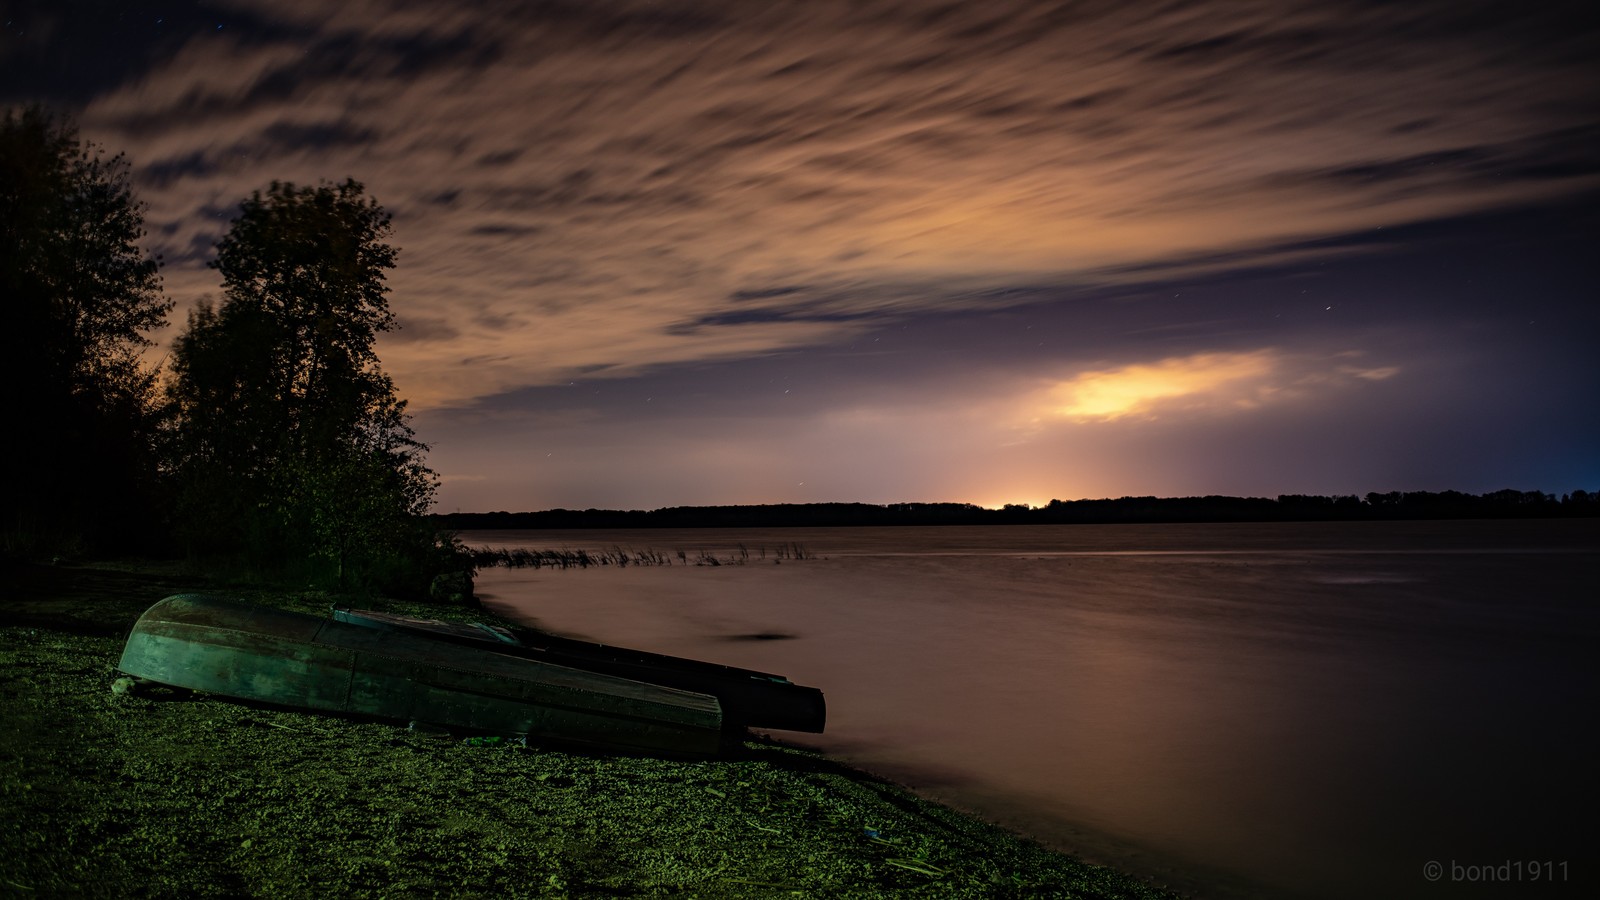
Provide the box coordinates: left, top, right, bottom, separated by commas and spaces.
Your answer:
0, 560, 1177, 898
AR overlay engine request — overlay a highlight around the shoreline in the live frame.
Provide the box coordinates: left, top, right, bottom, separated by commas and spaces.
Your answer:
474, 561, 1287, 900
1, 558, 1182, 898
469, 519, 1600, 900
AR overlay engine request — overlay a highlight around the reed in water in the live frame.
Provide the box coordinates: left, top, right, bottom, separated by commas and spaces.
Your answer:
469, 543, 813, 570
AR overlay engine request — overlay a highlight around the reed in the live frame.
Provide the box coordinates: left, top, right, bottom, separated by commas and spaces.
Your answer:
470, 544, 814, 569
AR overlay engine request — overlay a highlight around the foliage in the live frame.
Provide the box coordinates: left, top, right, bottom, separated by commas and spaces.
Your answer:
165, 180, 442, 588
0, 105, 171, 554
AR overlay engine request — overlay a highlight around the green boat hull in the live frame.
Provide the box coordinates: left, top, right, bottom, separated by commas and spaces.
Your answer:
119, 595, 723, 756
332, 607, 826, 733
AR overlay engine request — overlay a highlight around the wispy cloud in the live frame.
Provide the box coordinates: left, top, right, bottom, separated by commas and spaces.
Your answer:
13, 0, 1583, 410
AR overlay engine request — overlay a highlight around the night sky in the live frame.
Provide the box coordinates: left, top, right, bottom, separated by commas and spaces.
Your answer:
8, 1, 1597, 511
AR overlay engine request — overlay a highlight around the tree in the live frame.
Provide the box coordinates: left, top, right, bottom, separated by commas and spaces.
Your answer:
1, 105, 171, 553
166, 180, 441, 586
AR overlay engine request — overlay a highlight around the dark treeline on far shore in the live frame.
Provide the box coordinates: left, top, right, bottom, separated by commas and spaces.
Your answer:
436, 488, 1600, 530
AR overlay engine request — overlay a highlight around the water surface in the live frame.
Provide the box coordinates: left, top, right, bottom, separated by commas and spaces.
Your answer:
465, 520, 1597, 899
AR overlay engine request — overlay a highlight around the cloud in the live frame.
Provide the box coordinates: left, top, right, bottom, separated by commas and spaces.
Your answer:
21, 0, 1591, 410
1016, 347, 1411, 428
1045, 351, 1282, 422
433, 343, 1410, 510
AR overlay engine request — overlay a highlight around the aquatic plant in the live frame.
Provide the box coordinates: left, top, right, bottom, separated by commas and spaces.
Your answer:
469, 544, 815, 569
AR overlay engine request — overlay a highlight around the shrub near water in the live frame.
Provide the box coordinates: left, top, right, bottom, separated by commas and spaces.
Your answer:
163, 180, 445, 593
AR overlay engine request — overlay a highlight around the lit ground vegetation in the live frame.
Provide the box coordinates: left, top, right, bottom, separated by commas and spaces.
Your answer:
0, 561, 1177, 898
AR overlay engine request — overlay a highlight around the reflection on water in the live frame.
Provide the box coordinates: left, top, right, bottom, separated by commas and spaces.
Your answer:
466, 521, 1598, 899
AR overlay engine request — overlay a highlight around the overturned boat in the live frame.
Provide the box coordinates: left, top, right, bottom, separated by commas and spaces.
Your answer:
331, 607, 827, 734
119, 594, 724, 756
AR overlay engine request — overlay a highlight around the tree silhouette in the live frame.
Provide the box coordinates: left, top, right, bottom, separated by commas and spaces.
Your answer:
166, 180, 439, 585
1, 105, 171, 554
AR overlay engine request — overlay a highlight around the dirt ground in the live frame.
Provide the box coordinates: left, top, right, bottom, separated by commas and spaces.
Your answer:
0, 560, 1178, 898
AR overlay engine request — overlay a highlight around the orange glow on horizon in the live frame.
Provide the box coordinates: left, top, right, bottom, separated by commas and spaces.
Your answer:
977, 497, 1052, 511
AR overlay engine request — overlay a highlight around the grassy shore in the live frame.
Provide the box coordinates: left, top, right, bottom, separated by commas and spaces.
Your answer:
1, 560, 1178, 898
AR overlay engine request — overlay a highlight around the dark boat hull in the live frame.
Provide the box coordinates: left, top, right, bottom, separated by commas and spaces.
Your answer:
332, 607, 826, 733
119, 595, 723, 756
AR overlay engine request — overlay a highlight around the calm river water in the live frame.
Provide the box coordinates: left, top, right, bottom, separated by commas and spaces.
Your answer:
462, 520, 1597, 899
